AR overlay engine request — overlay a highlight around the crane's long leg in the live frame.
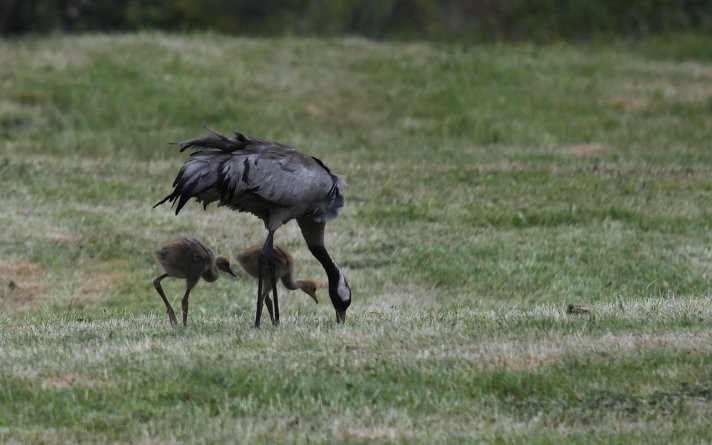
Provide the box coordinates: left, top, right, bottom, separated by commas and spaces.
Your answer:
181, 285, 194, 327
267, 252, 279, 325
255, 272, 265, 327
153, 274, 178, 325
255, 261, 267, 327
255, 230, 279, 327
255, 230, 274, 328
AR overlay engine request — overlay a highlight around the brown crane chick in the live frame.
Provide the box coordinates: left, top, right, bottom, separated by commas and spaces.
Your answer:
236, 244, 320, 325
153, 237, 236, 326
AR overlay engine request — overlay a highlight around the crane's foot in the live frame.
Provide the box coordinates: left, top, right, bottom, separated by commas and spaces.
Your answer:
167, 309, 178, 325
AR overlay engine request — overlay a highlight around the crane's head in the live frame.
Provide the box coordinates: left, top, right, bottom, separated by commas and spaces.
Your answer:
330, 273, 351, 323
215, 256, 237, 279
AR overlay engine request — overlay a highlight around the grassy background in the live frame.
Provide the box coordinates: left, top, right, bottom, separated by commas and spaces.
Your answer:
0, 33, 711, 443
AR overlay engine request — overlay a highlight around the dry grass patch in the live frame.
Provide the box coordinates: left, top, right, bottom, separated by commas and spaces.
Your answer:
561, 143, 607, 158
608, 78, 712, 108
599, 59, 712, 115
12, 370, 111, 390
341, 425, 412, 441
472, 329, 712, 371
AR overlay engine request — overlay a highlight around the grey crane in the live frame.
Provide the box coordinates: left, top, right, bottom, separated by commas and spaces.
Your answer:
236, 244, 320, 325
154, 129, 351, 326
153, 237, 237, 326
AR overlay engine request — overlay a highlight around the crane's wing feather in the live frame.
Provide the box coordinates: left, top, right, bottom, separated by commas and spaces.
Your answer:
155, 130, 345, 222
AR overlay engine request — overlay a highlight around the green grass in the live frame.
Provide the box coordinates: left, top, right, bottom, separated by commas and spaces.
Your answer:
0, 33, 711, 443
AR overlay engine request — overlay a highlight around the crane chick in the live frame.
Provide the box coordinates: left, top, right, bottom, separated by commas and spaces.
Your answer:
153, 237, 236, 326
236, 244, 320, 325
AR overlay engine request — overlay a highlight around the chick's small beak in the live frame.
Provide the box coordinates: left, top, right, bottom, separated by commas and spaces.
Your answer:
308, 293, 319, 304
227, 268, 237, 279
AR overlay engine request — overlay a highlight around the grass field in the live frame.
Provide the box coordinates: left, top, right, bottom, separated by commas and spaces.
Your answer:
0, 33, 711, 443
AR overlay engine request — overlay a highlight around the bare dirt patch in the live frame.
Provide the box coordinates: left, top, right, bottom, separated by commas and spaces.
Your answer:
604, 96, 649, 111
74, 261, 132, 304
0, 260, 46, 311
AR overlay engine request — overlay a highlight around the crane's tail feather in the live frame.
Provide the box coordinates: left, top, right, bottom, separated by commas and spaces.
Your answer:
203, 124, 237, 141
178, 129, 248, 152
154, 150, 228, 214
153, 194, 173, 209
153, 191, 198, 215
153, 191, 187, 215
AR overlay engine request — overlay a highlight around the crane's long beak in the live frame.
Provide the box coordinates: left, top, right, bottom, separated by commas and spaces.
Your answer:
336, 310, 346, 324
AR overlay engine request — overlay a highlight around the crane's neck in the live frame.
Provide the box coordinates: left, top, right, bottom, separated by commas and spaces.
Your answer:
307, 244, 351, 308
298, 217, 351, 318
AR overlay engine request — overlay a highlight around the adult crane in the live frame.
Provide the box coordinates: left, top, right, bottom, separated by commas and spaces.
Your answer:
155, 129, 351, 326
